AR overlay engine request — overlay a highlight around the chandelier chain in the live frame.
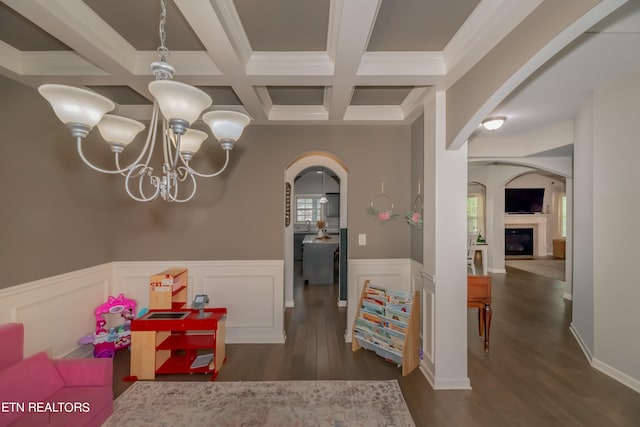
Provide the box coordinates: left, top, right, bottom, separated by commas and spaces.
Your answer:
157, 0, 169, 61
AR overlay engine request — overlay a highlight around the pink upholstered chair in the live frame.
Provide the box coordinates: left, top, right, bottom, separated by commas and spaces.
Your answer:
0, 323, 113, 427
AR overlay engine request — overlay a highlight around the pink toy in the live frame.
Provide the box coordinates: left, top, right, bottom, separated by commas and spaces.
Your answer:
92, 294, 136, 358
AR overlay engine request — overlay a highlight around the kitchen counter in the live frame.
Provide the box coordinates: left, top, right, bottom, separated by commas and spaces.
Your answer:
302, 235, 339, 245
302, 235, 339, 284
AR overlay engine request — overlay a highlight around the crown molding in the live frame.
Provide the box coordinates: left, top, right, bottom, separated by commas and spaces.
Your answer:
0, 41, 24, 75
247, 52, 334, 76
269, 105, 328, 121
358, 52, 445, 76
207, 0, 253, 64
344, 105, 405, 121
443, 0, 542, 84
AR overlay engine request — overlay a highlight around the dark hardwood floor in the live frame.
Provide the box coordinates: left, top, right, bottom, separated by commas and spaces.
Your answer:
112, 262, 640, 426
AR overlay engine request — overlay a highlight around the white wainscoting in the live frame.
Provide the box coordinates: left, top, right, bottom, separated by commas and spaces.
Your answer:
112, 260, 286, 344
0, 264, 113, 359
0, 260, 286, 360
345, 259, 412, 342
419, 271, 436, 387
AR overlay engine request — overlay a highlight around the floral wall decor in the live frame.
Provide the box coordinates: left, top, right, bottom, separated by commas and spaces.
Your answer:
405, 180, 423, 230
367, 181, 398, 225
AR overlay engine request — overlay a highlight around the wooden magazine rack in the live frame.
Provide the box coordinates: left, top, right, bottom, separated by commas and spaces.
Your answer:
352, 280, 420, 376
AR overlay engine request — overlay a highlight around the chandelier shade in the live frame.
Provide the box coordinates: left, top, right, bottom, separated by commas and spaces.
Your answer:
38, 84, 115, 128
178, 129, 208, 157
148, 80, 212, 128
96, 114, 145, 151
202, 110, 251, 144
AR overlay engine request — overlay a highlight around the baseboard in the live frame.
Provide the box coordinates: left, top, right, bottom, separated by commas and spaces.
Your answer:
563, 292, 573, 300
488, 268, 507, 274
337, 300, 347, 308
433, 378, 472, 390
569, 322, 593, 363
418, 360, 472, 390
419, 361, 435, 389
591, 358, 640, 393
63, 344, 94, 359
285, 300, 295, 308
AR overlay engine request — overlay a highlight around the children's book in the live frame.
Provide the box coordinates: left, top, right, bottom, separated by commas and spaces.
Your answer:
190, 353, 213, 369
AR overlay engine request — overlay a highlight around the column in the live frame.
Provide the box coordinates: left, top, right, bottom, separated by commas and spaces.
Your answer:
421, 91, 470, 389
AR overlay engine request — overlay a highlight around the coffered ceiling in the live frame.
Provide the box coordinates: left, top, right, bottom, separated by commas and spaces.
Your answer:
0, 0, 542, 125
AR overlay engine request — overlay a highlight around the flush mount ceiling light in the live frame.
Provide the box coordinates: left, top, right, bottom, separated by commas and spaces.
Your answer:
38, 0, 250, 203
481, 116, 506, 131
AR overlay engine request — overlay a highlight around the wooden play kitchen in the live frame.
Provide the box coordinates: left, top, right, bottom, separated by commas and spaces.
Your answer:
130, 268, 226, 380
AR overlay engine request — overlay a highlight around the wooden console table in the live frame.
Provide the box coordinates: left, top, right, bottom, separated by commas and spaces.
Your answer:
468, 275, 492, 355
130, 308, 226, 380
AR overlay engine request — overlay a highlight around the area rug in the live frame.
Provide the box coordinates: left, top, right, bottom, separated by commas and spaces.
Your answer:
104, 380, 415, 427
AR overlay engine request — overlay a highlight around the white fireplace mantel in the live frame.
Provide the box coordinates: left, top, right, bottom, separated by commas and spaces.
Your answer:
504, 214, 548, 256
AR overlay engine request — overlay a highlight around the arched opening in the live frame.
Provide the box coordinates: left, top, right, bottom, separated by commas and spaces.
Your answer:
503, 171, 567, 281
284, 152, 348, 312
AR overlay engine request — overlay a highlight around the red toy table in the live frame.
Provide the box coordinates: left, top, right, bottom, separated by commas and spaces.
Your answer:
130, 308, 226, 380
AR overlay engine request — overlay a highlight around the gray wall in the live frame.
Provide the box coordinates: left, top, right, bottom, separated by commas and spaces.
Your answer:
1, 78, 413, 288
592, 70, 640, 381
410, 113, 424, 262
111, 124, 412, 261
0, 75, 114, 288
572, 97, 595, 354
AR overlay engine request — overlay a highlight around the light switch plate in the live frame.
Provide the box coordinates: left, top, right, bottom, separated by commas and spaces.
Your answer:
358, 234, 366, 246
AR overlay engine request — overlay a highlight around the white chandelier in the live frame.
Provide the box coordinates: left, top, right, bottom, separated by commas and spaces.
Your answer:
38, 0, 250, 203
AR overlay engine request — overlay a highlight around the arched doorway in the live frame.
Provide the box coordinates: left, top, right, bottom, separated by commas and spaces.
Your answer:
468, 159, 572, 296
284, 152, 348, 309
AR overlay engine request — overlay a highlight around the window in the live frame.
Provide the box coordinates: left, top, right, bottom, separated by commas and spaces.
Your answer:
296, 196, 322, 223
467, 193, 485, 235
467, 196, 479, 233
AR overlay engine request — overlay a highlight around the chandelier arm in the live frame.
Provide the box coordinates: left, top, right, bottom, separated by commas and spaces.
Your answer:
139, 173, 159, 201
167, 172, 177, 200
170, 174, 179, 201
171, 132, 182, 170
124, 164, 160, 202
76, 137, 131, 175
141, 105, 160, 167
162, 118, 173, 167
175, 165, 190, 182
114, 155, 127, 177
167, 172, 197, 203
187, 150, 231, 178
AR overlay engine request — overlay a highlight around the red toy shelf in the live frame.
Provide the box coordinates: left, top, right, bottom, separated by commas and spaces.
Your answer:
156, 334, 216, 350
155, 353, 212, 375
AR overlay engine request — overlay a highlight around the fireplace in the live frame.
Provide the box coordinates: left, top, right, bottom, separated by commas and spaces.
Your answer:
505, 228, 534, 256
504, 214, 548, 256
